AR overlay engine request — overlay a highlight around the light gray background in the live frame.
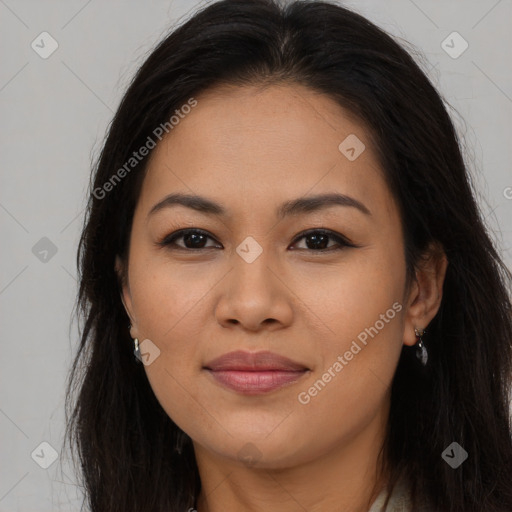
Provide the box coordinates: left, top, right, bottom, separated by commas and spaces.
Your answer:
1, 1, 511, 510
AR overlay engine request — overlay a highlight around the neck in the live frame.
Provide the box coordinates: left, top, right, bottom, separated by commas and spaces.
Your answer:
193, 402, 389, 512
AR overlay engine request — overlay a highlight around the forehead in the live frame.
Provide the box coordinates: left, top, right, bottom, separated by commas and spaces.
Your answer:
138, 83, 391, 220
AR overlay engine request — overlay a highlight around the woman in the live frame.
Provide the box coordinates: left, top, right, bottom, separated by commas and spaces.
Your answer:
64, 1, 512, 511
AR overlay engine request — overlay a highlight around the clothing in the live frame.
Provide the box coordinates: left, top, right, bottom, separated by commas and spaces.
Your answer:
368, 478, 435, 512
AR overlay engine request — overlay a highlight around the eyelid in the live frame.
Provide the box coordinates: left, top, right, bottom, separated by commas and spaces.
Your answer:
290, 228, 355, 249
157, 228, 220, 249
157, 227, 356, 251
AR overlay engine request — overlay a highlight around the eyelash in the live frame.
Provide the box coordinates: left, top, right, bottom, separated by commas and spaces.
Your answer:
157, 228, 356, 253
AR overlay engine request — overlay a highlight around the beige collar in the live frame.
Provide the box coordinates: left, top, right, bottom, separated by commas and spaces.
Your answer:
368, 478, 412, 512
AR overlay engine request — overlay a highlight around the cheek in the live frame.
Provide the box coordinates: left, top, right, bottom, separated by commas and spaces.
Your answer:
128, 252, 213, 342
299, 241, 406, 346
126, 252, 219, 427
289, 261, 405, 460
294, 240, 406, 407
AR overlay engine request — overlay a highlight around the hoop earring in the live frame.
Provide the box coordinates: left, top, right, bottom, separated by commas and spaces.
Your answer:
414, 327, 428, 366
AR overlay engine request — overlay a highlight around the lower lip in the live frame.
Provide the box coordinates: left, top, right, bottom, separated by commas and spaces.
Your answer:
205, 369, 308, 395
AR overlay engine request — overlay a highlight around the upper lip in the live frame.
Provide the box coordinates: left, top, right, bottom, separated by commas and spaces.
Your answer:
204, 350, 309, 372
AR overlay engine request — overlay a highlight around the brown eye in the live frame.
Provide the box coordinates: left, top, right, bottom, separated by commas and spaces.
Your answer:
159, 229, 221, 250
290, 229, 354, 252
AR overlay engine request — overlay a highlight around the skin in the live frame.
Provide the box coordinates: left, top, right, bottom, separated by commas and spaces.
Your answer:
117, 83, 448, 512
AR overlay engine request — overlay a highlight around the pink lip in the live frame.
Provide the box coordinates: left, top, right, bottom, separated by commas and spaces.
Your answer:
203, 350, 309, 395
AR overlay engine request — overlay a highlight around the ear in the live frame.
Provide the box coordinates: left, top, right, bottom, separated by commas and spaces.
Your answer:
403, 241, 448, 346
115, 255, 139, 338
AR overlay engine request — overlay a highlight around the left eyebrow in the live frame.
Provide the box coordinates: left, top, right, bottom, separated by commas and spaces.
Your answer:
147, 191, 371, 220
277, 192, 371, 218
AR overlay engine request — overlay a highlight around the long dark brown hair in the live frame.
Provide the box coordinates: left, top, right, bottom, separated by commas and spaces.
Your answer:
64, 1, 512, 510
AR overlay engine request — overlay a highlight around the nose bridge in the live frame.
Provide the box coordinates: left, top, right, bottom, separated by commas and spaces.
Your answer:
215, 234, 292, 330
231, 235, 277, 295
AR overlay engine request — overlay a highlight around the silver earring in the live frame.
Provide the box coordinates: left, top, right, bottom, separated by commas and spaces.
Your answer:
414, 327, 428, 366
133, 338, 143, 363
129, 325, 142, 363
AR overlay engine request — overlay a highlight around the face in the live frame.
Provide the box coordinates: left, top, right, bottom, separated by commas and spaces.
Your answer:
118, 83, 413, 469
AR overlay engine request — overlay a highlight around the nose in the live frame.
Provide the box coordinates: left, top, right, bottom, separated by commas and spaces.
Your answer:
214, 247, 294, 333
